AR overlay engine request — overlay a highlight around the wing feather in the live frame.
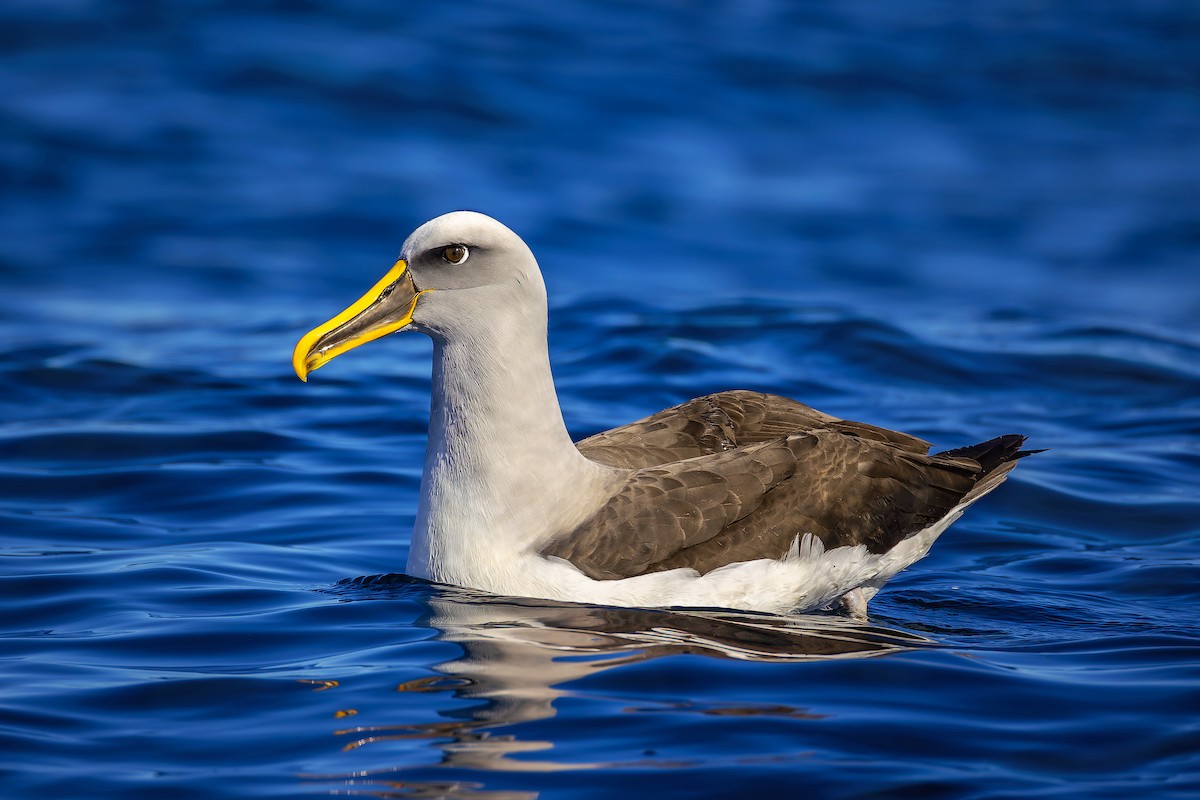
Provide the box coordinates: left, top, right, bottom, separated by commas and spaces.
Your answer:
577, 390, 930, 469
550, 423, 1001, 579
541, 440, 801, 579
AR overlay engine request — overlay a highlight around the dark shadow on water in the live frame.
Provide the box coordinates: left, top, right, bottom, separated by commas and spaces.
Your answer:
306, 574, 933, 796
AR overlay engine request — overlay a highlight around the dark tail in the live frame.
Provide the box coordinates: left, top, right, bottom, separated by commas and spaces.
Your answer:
936, 434, 1044, 475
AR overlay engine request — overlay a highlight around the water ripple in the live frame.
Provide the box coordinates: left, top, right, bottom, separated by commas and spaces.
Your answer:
3, 1, 1199, 798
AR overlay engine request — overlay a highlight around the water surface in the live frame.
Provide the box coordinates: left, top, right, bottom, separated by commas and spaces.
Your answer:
2, 2, 1199, 798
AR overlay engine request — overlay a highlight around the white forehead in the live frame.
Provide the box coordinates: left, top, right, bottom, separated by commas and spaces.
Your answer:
401, 211, 525, 258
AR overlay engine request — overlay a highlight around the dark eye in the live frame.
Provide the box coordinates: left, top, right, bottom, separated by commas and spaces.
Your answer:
441, 244, 469, 265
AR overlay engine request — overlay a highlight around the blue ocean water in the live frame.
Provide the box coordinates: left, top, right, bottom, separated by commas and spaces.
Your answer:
2, 1, 1199, 798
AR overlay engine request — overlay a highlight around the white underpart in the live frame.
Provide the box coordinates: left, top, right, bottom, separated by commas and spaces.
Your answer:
523, 502, 974, 616
400, 212, 992, 615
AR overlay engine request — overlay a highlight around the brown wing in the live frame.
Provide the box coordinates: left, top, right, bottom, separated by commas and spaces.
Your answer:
542, 439, 801, 579
576, 390, 931, 469
546, 427, 1024, 581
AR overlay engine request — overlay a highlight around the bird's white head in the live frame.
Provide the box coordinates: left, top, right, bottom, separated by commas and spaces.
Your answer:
293, 211, 546, 381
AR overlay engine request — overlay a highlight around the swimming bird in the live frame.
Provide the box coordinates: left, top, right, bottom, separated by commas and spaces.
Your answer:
293, 211, 1035, 616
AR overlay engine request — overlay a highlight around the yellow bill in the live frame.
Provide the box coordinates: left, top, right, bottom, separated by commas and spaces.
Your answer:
292, 259, 427, 381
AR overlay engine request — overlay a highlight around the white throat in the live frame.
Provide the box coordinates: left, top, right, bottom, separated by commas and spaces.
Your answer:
405, 295, 617, 587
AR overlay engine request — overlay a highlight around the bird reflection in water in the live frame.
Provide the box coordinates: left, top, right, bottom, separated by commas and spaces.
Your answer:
303, 575, 930, 798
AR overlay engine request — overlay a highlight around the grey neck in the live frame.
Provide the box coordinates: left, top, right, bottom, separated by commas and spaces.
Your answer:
406, 307, 614, 582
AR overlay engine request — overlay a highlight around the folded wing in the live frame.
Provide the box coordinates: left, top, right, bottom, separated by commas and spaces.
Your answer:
549, 391, 1026, 580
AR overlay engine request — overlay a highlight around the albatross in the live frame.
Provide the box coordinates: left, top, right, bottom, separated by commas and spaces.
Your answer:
293, 211, 1035, 616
